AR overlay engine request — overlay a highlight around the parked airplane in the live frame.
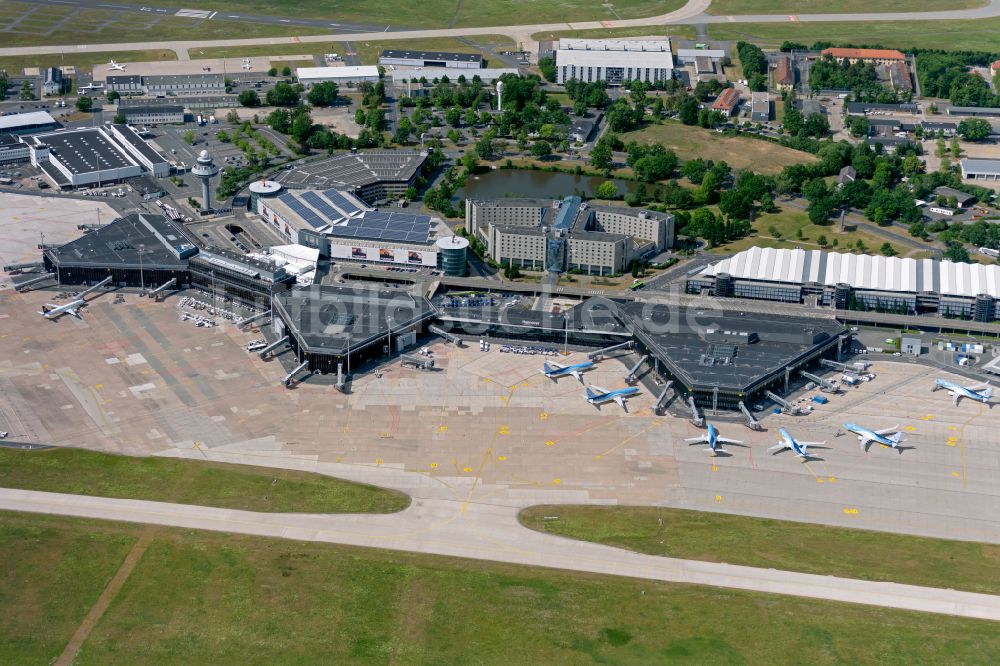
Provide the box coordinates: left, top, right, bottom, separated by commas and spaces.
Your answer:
933, 379, 993, 406
584, 385, 639, 411
39, 299, 85, 320
541, 360, 594, 382
108, 60, 126, 71
685, 422, 744, 456
78, 82, 105, 93
768, 428, 824, 460
844, 423, 904, 452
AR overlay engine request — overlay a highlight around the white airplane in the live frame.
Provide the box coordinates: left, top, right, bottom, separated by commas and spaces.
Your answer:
685, 422, 744, 456
108, 60, 126, 71
934, 379, 993, 407
39, 299, 86, 320
584, 385, 639, 411
844, 423, 904, 452
78, 81, 105, 92
541, 360, 594, 383
768, 428, 824, 460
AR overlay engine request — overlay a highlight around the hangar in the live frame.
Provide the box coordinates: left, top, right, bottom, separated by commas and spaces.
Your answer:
379, 50, 483, 70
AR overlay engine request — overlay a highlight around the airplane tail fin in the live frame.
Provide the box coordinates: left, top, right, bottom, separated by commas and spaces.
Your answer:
983, 387, 993, 399
888, 432, 903, 446
542, 362, 553, 374
585, 386, 599, 400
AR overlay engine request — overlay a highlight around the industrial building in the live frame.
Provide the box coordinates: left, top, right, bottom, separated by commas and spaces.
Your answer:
820, 47, 906, 64
554, 38, 674, 86
145, 74, 226, 96
42, 67, 64, 96
391, 68, 517, 86
0, 134, 29, 166
43, 213, 196, 288
256, 184, 447, 267
948, 106, 1000, 118
273, 285, 436, 374
106, 74, 144, 96
119, 104, 185, 125
296, 66, 381, 87
273, 150, 427, 204
750, 92, 770, 122
466, 196, 674, 276
0, 111, 59, 135
379, 50, 483, 69
688, 247, 1000, 322
28, 124, 169, 188
961, 158, 1000, 181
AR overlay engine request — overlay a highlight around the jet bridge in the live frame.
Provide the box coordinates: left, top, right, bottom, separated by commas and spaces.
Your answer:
283, 360, 309, 387
587, 340, 633, 361
13, 272, 56, 291
238, 310, 270, 329
401, 354, 435, 370
625, 355, 648, 384
738, 401, 763, 431
147, 278, 176, 301
800, 370, 840, 394
429, 325, 462, 346
79, 276, 113, 298
3, 261, 44, 272
764, 390, 803, 415
653, 381, 674, 415
687, 396, 704, 427
258, 336, 289, 359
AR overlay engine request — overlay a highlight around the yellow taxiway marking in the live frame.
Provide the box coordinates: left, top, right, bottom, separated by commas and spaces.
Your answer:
463, 467, 473, 473
430, 462, 438, 469
551, 478, 561, 485
827, 476, 836, 483
843, 508, 859, 515
947, 425, 957, 431
437, 425, 448, 433
375, 458, 384, 466
711, 465, 718, 472
498, 425, 509, 435
952, 471, 960, 477
539, 411, 548, 421
920, 415, 935, 421
497, 455, 507, 462
904, 425, 916, 432
715, 495, 722, 503
545, 440, 554, 447
94, 384, 102, 389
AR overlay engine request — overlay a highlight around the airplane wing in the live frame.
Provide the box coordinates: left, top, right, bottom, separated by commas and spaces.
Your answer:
548, 362, 565, 371
767, 442, 788, 452
717, 437, 743, 445
951, 391, 961, 406
798, 440, 825, 447
874, 425, 900, 436
858, 434, 875, 451
684, 435, 709, 444
966, 383, 990, 391
589, 385, 608, 395
614, 395, 627, 411
570, 370, 583, 382
68, 308, 80, 318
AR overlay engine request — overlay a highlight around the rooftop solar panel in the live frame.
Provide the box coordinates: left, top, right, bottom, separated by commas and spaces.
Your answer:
322, 188, 362, 215
301, 191, 347, 221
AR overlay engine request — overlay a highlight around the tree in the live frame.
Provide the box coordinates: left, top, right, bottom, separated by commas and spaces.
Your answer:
268, 67, 278, 77
182, 129, 195, 145
958, 118, 990, 142
595, 181, 619, 199
817, 234, 828, 247
307, 81, 339, 107
502, 260, 521, 279
106, 90, 120, 103
265, 82, 299, 106
75, 96, 93, 112
680, 159, 707, 185
226, 109, 241, 123
461, 150, 478, 173
880, 242, 898, 257
281, 66, 292, 77
238, 90, 261, 107
113, 111, 126, 124
590, 142, 613, 172
216, 130, 230, 143
943, 242, 971, 263
679, 97, 699, 126
849, 116, 869, 138
19, 80, 33, 100
538, 57, 557, 82
531, 140, 552, 159
445, 106, 461, 127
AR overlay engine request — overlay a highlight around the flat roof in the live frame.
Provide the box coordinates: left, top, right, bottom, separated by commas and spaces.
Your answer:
144, 73, 225, 85
390, 68, 516, 83
0, 133, 22, 147
297, 66, 380, 80
962, 157, 1000, 174
821, 47, 905, 61
274, 150, 427, 190
380, 50, 482, 63
45, 213, 193, 269
110, 124, 168, 165
106, 74, 143, 85
0, 111, 56, 131
121, 104, 184, 114
274, 285, 435, 354
34, 128, 135, 175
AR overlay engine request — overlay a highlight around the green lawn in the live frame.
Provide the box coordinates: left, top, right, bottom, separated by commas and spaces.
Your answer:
707, 0, 984, 14
621, 122, 817, 175
3, 512, 999, 665
0, 448, 409, 514
521, 505, 1000, 595
708, 206, 893, 254
708, 17, 1000, 53
0, 50, 176, 77
352, 35, 515, 66
531, 24, 696, 42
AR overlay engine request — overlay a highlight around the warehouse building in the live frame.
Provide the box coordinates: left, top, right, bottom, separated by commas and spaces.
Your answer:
28, 124, 169, 188
0, 111, 59, 135
119, 104, 185, 125
555, 38, 674, 86
0, 134, 29, 166
961, 158, 1000, 181
948, 106, 1000, 118
466, 196, 674, 275
845, 102, 918, 116
688, 247, 1000, 322
379, 50, 483, 69
273, 285, 436, 374
274, 150, 427, 204
256, 185, 447, 268
106, 74, 144, 96
296, 66, 381, 87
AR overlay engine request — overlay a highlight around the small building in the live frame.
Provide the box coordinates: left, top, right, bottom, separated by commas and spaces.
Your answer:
120, 104, 184, 125
947, 105, 1000, 118
675, 48, 727, 65
750, 92, 770, 122
775, 56, 794, 90
845, 102, 918, 116
921, 121, 958, 136
961, 158, 1000, 181
296, 66, 381, 87
144, 74, 225, 97
42, 67, 63, 96
865, 136, 913, 152
379, 50, 483, 70
0, 134, 29, 166
886, 61, 912, 92
821, 47, 906, 64
901, 336, 922, 356
933, 186, 976, 208
106, 74, 144, 96
568, 114, 600, 143
711, 87, 741, 116
836, 165, 857, 185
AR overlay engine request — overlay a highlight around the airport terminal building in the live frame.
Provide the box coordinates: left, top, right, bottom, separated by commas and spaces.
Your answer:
466, 196, 674, 275
688, 247, 1000, 322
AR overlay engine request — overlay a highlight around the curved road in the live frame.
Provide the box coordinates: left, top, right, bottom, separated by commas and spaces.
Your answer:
2, 445, 1000, 621
3, 0, 1000, 59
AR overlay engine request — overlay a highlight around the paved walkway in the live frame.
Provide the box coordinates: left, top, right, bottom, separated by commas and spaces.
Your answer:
3, 484, 1000, 621
3, 0, 999, 60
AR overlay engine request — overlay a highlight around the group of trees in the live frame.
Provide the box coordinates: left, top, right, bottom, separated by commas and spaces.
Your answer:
563, 79, 610, 115
625, 142, 677, 183
917, 51, 1000, 108
783, 105, 830, 138
808, 56, 908, 102
735, 41, 768, 91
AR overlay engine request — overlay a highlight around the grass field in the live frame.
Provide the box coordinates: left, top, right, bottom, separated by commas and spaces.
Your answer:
0, 448, 409, 514
4, 511, 1000, 664
520, 505, 1000, 595
707, 0, 984, 14
708, 17, 1000, 53
620, 122, 817, 175
706, 207, 894, 255
352, 35, 515, 66
0, 50, 176, 77
531, 24, 696, 42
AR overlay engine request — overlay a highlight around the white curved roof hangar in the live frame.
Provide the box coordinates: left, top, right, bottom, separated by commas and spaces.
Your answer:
698, 247, 1000, 298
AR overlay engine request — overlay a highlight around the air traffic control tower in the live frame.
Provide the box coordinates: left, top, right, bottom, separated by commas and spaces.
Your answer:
192, 149, 219, 212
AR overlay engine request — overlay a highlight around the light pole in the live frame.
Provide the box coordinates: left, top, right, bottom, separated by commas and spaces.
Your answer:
138, 244, 145, 293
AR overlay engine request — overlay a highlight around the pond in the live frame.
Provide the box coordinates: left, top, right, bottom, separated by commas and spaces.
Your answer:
454, 168, 637, 202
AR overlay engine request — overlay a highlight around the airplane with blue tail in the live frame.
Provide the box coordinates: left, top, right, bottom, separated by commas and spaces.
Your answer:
933, 379, 992, 407
844, 423, 904, 453
685, 422, 744, 456
768, 428, 824, 460
584, 385, 639, 411
541, 360, 594, 383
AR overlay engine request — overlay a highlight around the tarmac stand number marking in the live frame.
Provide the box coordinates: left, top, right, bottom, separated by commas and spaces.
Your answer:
552, 478, 561, 485
920, 415, 935, 421
498, 425, 509, 435
463, 467, 473, 473
545, 440, 554, 447
437, 425, 448, 433
539, 411, 548, 421
497, 455, 507, 462
843, 508, 859, 515
711, 465, 718, 472
947, 436, 958, 447
715, 495, 722, 503
952, 471, 960, 477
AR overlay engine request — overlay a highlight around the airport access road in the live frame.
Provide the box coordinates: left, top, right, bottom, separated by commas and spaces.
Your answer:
3, 486, 1000, 622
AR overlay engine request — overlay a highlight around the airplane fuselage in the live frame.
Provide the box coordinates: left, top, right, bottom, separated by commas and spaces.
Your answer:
778, 428, 809, 457
586, 387, 639, 405
935, 379, 991, 404
844, 423, 895, 446
542, 361, 594, 379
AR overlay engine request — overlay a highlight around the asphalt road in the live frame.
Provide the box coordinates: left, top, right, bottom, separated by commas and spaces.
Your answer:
4, 483, 1000, 621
